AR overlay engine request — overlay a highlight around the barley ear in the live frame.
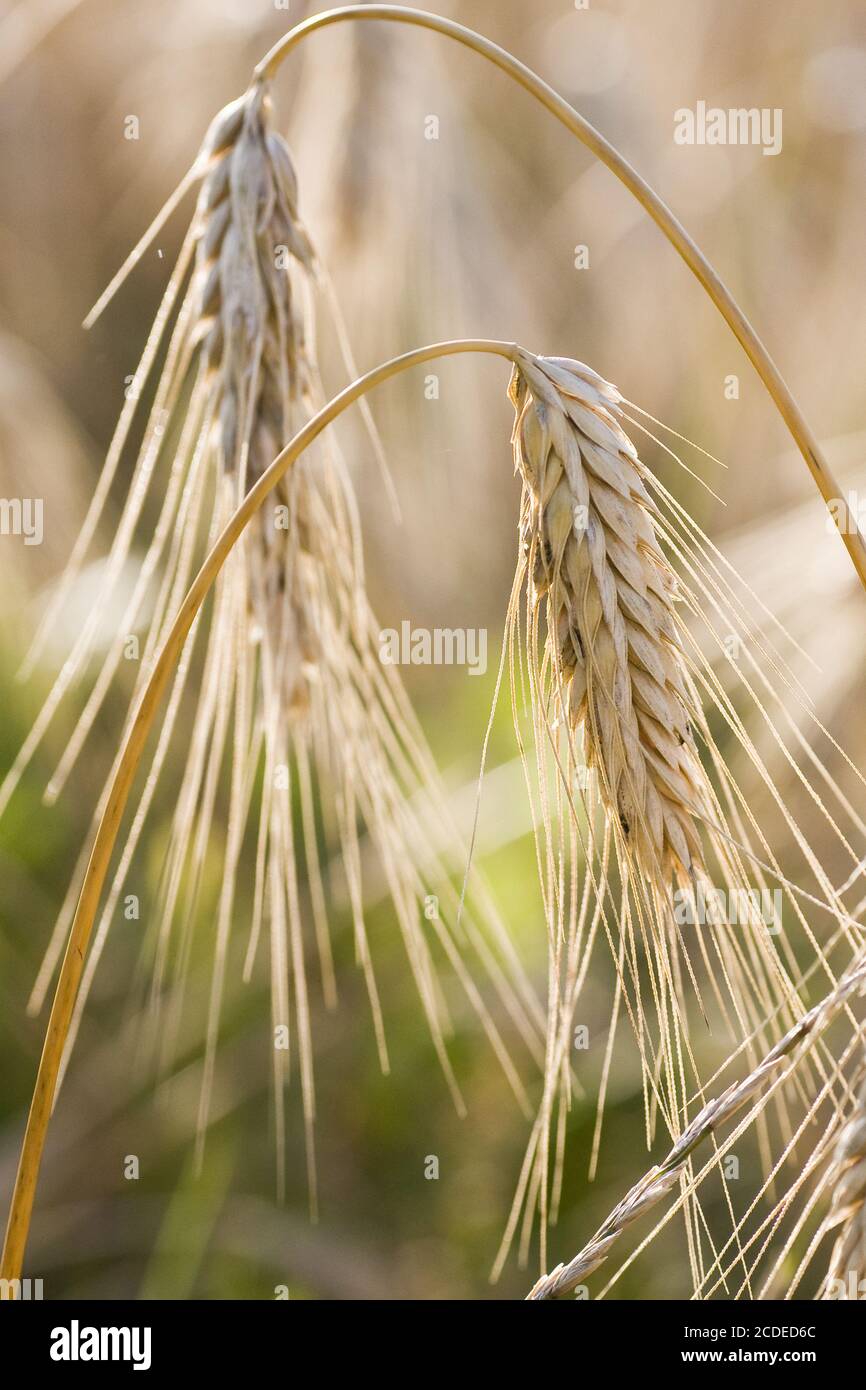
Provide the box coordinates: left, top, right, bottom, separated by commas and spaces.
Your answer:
510, 348, 707, 886
821, 1071, 866, 1299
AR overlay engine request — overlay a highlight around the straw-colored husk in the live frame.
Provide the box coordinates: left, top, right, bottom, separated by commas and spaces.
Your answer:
510, 349, 709, 885
194, 83, 322, 718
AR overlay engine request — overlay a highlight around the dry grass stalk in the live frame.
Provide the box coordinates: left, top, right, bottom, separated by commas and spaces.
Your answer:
259, 6, 866, 593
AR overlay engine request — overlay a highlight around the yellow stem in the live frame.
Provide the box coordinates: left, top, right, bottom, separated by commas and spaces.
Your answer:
256, 4, 866, 595
0, 339, 517, 1287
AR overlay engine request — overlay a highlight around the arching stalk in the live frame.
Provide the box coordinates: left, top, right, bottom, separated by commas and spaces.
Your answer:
0, 339, 518, 1286
255, 5, 866, 595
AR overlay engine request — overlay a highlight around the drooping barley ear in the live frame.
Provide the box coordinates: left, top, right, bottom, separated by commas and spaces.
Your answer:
194, 81, 315, 475
4, 62, 542, 1212
510, 349, 708, 885
821, 1070, 866, 1299
498, 347, 844, 1279
166, 86, 539, 1166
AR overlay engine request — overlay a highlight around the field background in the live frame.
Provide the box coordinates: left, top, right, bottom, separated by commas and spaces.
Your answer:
1, 0, 865, 1299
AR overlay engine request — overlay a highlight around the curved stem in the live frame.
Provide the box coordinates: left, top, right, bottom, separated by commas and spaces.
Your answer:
256, 5, 866, 595
0, 338, 517, 1286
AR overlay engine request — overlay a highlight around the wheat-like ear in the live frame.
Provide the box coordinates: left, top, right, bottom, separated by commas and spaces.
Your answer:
510, 351, 706, 883
497, 349, 866, 1278
3, 82, 542, 1212
194, 84, 314, 472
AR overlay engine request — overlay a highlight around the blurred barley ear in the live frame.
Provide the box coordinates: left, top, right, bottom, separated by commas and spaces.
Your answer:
5, 75, 544, 1219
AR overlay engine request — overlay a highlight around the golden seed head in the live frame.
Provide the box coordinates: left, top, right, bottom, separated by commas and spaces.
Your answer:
511, 349, 708, 881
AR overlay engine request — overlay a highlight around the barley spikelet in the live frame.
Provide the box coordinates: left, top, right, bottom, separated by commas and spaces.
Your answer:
510, 350, 707, 883
821, 1071, 866, 1298
191, 84, 325, 723
195, 85, 314, 460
